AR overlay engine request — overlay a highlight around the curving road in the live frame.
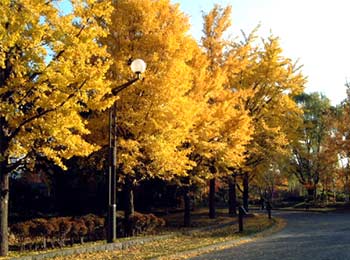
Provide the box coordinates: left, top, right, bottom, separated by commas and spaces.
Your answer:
190, 210, 350, 260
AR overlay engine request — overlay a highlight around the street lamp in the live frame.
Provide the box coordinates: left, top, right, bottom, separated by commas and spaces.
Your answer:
107, 59, 146, 243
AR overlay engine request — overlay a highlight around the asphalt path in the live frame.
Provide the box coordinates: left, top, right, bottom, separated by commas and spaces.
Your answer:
190, 210, 350, 260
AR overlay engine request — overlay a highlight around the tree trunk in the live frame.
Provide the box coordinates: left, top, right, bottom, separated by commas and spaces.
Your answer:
345, 168, 350, 203
307, 187, 316, 205
0, 163, 9, 256
307, 187, 314, 196
209, 178, 216, 219
124, 177, 134, 237
243, 173, 249, 212
228, 175, 237, 216
313, 185, 317, 203
183, 186, 191, 227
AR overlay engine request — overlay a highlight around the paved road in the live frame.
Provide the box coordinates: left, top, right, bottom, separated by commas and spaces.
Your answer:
190, 210, 350, 260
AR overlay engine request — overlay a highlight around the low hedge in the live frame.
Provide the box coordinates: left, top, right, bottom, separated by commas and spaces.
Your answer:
125, 211, 166, 235
10, 212, 165, 251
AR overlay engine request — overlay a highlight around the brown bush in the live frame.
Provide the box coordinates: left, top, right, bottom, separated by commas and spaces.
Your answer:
9, 213, 165, 250
81, 214, 105, 240
132, 212, 165, 235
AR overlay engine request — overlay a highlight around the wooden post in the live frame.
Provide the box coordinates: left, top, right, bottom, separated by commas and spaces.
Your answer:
238, 206, 246, 232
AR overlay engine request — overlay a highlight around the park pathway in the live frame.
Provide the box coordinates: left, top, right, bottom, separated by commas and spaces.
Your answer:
190, 210, 350, 260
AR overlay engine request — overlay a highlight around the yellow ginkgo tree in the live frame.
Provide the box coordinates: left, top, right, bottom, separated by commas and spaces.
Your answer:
0, 0, 112, 255
195, 5, 253, 218
228, 31, 306, 211
87, 0, 201, 235
198, 5, 305, 213
178, 5, 253, 223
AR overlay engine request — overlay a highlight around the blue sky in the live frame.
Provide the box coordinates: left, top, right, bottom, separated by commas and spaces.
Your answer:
172, 0, 350, 105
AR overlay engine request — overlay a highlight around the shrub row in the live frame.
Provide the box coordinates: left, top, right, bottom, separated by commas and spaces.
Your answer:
10, 214, 105, 250
10, 212, 165, 251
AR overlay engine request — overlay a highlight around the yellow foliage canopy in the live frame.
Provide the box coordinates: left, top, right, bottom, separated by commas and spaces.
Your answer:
0, 0, 113, 169
89, 0, 199, 179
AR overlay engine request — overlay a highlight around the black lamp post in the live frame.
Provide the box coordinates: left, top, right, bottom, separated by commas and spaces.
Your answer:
107, 59, 146, 243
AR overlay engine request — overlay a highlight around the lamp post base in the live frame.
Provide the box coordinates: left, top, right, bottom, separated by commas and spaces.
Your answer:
107, 204, 117, 243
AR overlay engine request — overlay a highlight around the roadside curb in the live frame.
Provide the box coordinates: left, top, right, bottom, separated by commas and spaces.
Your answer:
275, 207, 336, 213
